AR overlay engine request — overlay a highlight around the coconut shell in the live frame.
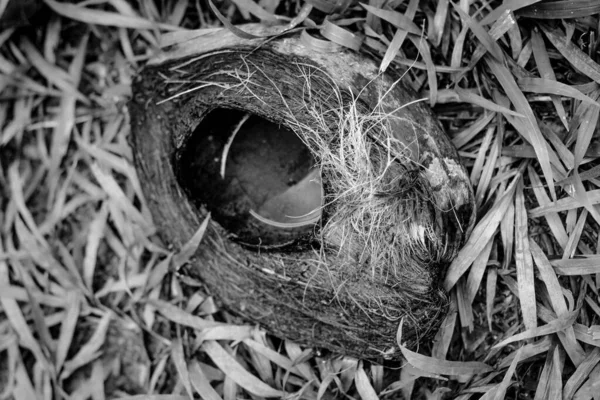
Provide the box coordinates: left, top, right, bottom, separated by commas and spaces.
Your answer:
129, 25, 475, 361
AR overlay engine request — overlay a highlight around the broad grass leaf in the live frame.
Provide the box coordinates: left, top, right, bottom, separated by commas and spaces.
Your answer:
550, 256, 600, 276
498, 337, 552, 369
408, 35, 437, 105
486, 267, 498, 332
196, 325, 254, 342
485, 56, 557, 199
149, 299, 222, 329
573, 99, 600, 169
452, 113, 495, 149
515, 180, 537, 330
534, 346, 563, 400
466, 240, 493, 303
55, 290, 81, 372
320, 20, 363, 51
493, 309, 578, 349
242, 339, 301, 375
452, 3, 503, 61
456, 88, 523, 117
574, 323, 600, 347
44, 0, 180, 31
201, 340, 284, 398
562, 209, 588, 260
518, 0, 600, 19
518, 77, 600, 107
171, 338, 193, 399
527, 166, 569, 249
432, 294, 458, 359
114, 396, 188, 400
172, 213, 211, 270
360, 3, 421, 35
189, 361, 224, 400
573, 363, 600, 400
530, 239, 585, 366
83, 203, 108, 289
397, 319, 493, 376
530, 29, 568, 129
444, 172, 520, 290
563, 347, 600, 400
355, 363, 380, 400
231, 0, 279, 22
493, 347, 522, 400
540, 23, 600, 83
378, 0, 419, 72
480, 0, 541, 25
429, 0, 448, 47
62, 311, 112, 379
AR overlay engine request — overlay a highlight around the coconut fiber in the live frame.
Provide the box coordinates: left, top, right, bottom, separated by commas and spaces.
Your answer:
129, 25, 476, 361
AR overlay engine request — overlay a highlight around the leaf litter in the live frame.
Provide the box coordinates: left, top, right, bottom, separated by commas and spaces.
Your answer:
3, 0, 600, 398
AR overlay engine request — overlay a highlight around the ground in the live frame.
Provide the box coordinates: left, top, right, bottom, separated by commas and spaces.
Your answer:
1, 0, 600, 399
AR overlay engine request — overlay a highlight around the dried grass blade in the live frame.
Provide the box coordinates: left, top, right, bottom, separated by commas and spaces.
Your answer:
480, 0, 541, 25
452, 113, 495, 149
493, 347, 522, 400
493, 309, 578, 348
432, 294, 458, 359
530, 28, 568, 129
55, 291, 81, 372
573, 102, 600, 169
242, 339, 300, 375
397, 319, 493, 376
551, 256, 600, 276
486, 56, 557, 199
201, 340, 283, 397
430, 0, 448, 47
486, 266, 498, 331
114, 396, 188, 400
530, 239, 585, 366
231, 0, 279, 22
408, 34, 437, 105
360, 3, 421, 35
452, 3, 503, 61
149, 299, 222, 330
374, 0, 419, 72
171, 338, 193, 399
196, 325, 253, 342
497, 337, 553, 368
515, 180, 537, 329
528, 166, 569, 249
518, 0, 600, 19
518, 77, 600, 107
44, 0, 180, 31
61, 311, 112, 379
534, 346, 563, 400
568, 173, 600, 226
573, 363, 600, 400
539, 23, 600, 83
466, 240, 493, 303
456, 88, 523, 117
189, 361, 223, 400
562, 209, 588, 260
172, 213, 211, 270
83, 203, 108, 289
445, 172, 520, 290
355, 362, 379, 400
563, 347, 600, 400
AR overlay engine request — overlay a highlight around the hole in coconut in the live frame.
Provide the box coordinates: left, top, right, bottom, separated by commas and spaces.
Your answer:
177, 108, 323, 248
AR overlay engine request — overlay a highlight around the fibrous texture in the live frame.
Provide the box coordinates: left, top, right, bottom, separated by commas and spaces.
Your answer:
129, 26, 475, 360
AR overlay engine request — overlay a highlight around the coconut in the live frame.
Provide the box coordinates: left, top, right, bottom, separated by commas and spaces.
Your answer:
129, 25, 475, 360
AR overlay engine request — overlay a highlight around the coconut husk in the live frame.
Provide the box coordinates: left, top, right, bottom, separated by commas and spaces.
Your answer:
129, 24, 475, 361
